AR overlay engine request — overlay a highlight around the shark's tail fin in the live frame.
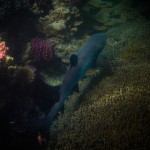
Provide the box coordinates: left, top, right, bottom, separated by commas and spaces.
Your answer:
45, 97, 64, 126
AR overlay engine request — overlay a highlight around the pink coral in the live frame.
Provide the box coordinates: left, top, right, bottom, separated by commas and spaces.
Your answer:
0, 42, 9, 60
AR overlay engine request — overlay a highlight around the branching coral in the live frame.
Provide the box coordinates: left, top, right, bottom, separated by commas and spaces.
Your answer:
120, 42, 150, 63
103, 22, 150, 67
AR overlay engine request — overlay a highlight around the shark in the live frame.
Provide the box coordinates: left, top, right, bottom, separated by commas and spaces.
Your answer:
14, 32, 110, 138
45, 32, 107, 125
10, 32, 111, 142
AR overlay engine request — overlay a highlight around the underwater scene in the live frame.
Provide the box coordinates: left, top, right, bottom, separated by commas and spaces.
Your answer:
0, 0, 150, 150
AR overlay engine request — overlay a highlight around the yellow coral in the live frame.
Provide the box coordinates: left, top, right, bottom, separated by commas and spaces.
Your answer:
120, 42, 150, 63
38, 2, 82, 39
5, 55, 14, 63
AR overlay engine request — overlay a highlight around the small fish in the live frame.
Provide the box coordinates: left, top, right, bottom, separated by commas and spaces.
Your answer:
9, 121, 16, 124
36, 132, 46, 145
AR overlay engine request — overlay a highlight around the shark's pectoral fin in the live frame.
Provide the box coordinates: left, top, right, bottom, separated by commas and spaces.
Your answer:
72, 83, 79, 93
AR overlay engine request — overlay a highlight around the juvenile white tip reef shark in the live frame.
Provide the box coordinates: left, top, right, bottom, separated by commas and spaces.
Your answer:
46, 32, 107, 125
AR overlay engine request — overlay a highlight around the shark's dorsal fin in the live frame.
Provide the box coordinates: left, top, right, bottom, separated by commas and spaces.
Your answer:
70, 54, 78, 67
64, 49, 80, 60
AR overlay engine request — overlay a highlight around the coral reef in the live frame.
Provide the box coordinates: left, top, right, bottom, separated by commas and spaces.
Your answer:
120, 42, 150, 63
0, 0, 52, 20
39, 71, 64, 86
38, 1, 83, 39
0, 65, 36, 89
0, 41, 35, 108
81, 0, 146, 31
104, 22, 150, 66
27, 0, 53, 14
13, 66, 36, 84
48, 22, 150, 149
50, 64, 150, 149
34, 0, 52, 10
0, 41, 14, 68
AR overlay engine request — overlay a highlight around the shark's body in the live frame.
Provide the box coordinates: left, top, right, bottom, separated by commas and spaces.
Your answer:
46, 32, 107, 124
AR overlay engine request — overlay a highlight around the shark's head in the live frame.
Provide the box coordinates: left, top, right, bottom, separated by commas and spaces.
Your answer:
91, 32, 107, 49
